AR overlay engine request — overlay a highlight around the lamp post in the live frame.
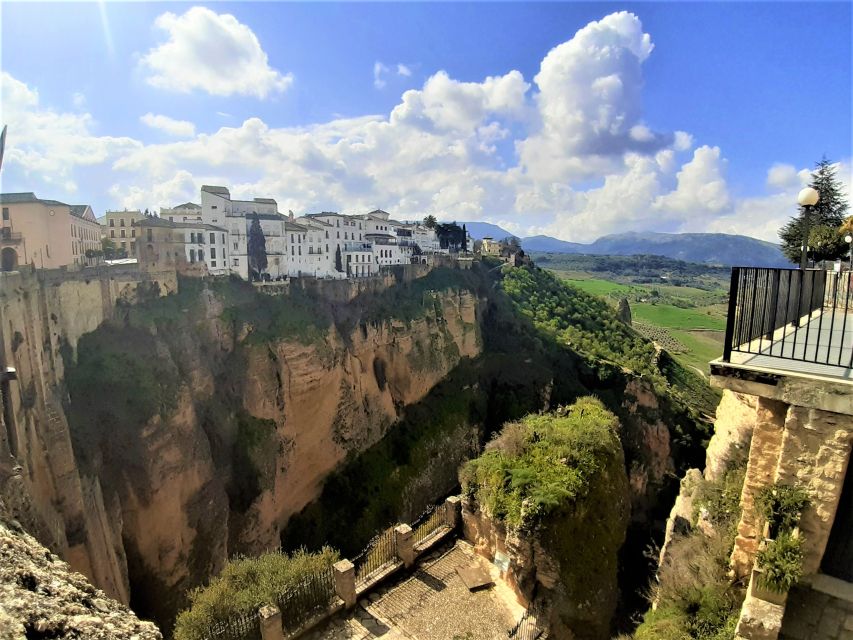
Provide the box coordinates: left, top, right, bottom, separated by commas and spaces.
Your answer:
846, 234, 853, 271
798, 187, 820, 270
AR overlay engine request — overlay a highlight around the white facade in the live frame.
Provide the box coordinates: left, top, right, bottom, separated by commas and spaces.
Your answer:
166, 186, 444, 280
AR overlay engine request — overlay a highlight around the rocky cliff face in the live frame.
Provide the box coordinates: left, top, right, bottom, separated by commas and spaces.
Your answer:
1, 269, 482, 632
0, 498, 161, 640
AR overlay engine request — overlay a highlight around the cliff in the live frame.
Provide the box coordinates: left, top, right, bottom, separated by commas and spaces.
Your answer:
1, 266, 483, 631
0, 498, 161, 640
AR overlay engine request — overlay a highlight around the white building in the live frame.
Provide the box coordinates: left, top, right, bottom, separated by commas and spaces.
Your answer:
163, 186, 444, 281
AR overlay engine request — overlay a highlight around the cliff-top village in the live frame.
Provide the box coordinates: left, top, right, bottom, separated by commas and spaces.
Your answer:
0, 186, 527, 280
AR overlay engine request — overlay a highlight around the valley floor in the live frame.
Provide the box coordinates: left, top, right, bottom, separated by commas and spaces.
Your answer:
305, 541, 522, 640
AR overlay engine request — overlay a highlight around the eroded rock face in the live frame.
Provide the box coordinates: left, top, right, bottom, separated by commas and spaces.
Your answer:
0, 500, 161, 640
2, 273, 483, 630
705, 390, 757, 482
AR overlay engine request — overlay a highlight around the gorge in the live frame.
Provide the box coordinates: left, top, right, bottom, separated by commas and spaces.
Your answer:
0, 260, 717, 637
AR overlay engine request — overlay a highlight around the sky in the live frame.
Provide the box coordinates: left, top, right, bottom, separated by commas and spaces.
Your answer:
0, 1, 851, 243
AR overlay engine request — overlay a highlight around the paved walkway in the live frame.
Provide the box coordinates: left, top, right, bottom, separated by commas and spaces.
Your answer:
780, 576, 853, 640
305, 541, 520, 640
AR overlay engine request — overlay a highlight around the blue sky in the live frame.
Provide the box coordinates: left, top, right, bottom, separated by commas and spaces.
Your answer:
1, 2, 850, 242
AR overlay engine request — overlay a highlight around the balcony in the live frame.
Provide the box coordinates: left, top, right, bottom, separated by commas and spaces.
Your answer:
714, 267, 853, 382
343, 242, 372, 252
0, 228, 22, 244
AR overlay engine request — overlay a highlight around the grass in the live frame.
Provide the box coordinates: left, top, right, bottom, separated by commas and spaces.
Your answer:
670, 330, 725, 374
631, 304, 726, 331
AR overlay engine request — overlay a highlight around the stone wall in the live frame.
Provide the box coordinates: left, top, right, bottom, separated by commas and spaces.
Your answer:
730, 396, 853, 578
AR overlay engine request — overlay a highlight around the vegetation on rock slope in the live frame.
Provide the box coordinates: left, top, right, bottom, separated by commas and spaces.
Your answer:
173, 548, 339, 640
461, 399, 630, 640
632, 465, 747, 640
460, 397, 622, 529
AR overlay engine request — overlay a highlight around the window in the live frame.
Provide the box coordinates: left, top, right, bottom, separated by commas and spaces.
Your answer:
211, 260, 217, 267
222, 234, 225, 243
120, 229, 126, 238
120, 219, 125, 227
147, 229, 153, 241
234, 242, 238, 250
131, 230, 136, 238
199, 250, 204, 261
290, 234, 294, 243
233, 258, 239, 266
211, 205, 218, 210
190, 249, 196, 263
210, 232, 215, 244
169, 217, 174, 222
121, 241, 126, 249
291, 247, 295, 255
211, 248, 216, 259
325, 230, 329, 238
298, 246, 301, 256
108, 219, 114, 227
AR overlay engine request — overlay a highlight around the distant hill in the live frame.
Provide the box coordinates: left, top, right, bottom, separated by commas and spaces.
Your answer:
579, 232, 787, 267
460, 221, 515, 240
456, 222, 788, 267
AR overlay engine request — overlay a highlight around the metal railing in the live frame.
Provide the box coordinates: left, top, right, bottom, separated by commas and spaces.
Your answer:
411, 504, 447, 547
723, 267, 853, 368
276, 566, 337, 632
508, 604, 544, 639
206, 610, 260, 640
352, 527, 398, 586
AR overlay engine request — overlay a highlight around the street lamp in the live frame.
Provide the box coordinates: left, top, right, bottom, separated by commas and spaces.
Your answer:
846, 234, 852, 271
798, 187, 820, 270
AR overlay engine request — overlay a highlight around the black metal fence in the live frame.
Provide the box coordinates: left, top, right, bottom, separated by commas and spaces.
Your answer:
206, 610, 260, 640
276, 566, 337, 632
723, 267, 853, 367
353, 527, 398, 587
411, 504, 447, 547
508, 604, 544, 640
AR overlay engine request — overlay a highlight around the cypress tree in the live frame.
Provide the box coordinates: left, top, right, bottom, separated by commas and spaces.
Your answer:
779, 157, 850, 263
335, 245, 343, 272
247, 213, 268, 278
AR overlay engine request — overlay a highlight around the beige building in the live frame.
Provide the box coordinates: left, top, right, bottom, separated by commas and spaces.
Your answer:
99, 210, 147, 258
1, 192, 101, 271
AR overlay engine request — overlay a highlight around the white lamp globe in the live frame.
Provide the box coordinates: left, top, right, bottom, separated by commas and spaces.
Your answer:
798, 187, 820, 207
846, 235, 852, 243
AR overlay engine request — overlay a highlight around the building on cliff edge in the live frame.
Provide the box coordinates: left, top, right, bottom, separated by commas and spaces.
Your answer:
712, 266, 853, 640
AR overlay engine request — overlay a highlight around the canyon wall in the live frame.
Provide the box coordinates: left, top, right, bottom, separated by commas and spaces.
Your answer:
0, 266, 482, 631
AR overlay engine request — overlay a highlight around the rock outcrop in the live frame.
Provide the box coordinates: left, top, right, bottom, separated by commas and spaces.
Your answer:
0, 498, 161, 640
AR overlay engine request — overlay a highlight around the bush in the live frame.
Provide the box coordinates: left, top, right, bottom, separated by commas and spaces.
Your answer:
755, 532, 804, 593
173, 547, 340, 640
634, 467, 746, 640
460, 397, 621, 529
755, 484, 809, 538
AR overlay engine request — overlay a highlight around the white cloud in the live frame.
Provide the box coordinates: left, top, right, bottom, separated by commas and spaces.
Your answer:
6, 11, 835, 247
518, 11, 668, 182
397, 64, 412, 77
140, 113, 196, 138
655, 145, 731, 216
72, 92, 87, 109
140, 7, 292, 99
0, 72, 138, 193
373, 62, 389, 89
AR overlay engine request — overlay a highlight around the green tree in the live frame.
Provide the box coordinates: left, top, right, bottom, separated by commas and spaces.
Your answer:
462, 223, 468, 252
101, 237, 116, 260
809, 225, 847, 265
335, 245, 343, 272
247, 213, 268, 278
779, 157, 850, 263
423, 214, 437, 229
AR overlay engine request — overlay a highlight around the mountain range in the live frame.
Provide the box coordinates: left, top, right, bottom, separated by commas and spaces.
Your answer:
459, 222, 788, 268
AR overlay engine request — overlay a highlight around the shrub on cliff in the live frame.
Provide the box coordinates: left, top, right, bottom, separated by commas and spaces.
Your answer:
173, 547, 339, 640
459, 397, 621, 529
